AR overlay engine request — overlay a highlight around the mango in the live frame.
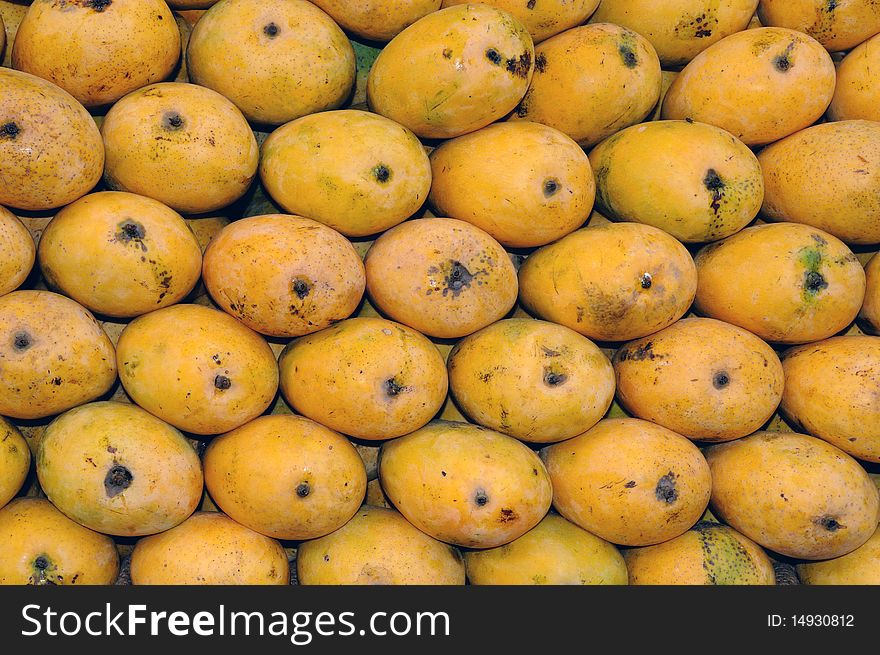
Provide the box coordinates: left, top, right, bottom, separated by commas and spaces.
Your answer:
312, 0, 441, 42
204, 414, 366, 540
694, 223, 865, 344
297, 505, 465, 585
798, 526, 880, 585
441, 0, 599, 43
541, 418, 712, 546
860, 253, 880, 333
0, 417, 28, 510
828, 33, 880, 121
367, 4, 534, 138
37, 401, 203, 537
518, 222, 697, 342
0, 206, 34, 297
589, 120, 763, 243
131, 512, 289, 585
613, 317, 784, 442
378, 420, 552, 548
428, 121, 595, 248
661, 27, 836, 146
202, 214, 365, 337
0, 498, 118, 585
757, 0, 880, 52
186, 0, 355, 125
116, 303, 278, 435
705, 431, 880, 559
464, 514, 627, 585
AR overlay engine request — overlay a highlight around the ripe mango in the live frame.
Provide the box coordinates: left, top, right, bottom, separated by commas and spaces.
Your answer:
312, 0, 441, 42
0, 206, 34, 297
757, 0, 880, 52
441, 0, 600, 43
798, 526, 880, 585
860, 253, 880, 333
829, 33, 880, 121
0, 417, 28, 510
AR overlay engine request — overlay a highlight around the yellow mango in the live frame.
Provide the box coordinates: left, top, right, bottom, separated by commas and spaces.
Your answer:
798, 526, 880, 584
829, 33, 880, 121
0, 417, 28, 510
757, 0, 880, 52
441, 0, 599, 43
312, 0, 441, 42
0, 206, 34, 297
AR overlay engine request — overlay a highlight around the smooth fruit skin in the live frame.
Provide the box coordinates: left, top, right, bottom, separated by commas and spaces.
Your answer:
0, 417, 29, 510
441, 0, 599, 43
518, 222, 697, 342
798, 526, 880, 585
447, 318, 614, 443
38, 191, 202, 318
365, 218, 518, 339
202, 214, 365, 337
829, 33, 880, 121
624, 521, 776, 585
297, 505, 466, 585
428, 121, 595, 248
260, 110, 431, 238
757, 0, 880, 52
0, 68, 104, 211
694, 223, 865, 344
12, 0, 180, 108
367, 4, 534, 139
758, 120, 880, 245
203, 414, 367, 541
0, 206, 34, 297
705, 431, 880, 560
0, 498, 119, 585
279, 317, 448, 440
130, 512, 289, 585
613, 317, 784, 442
186, 0, 355, 125
780, 336, 880, 463
37, 401, 203, 537
589, 120, 763, 243
509, 23, 661, 148
541, 418, 712, 547
378, 420, 553, 549
116, 303, 279, 435
0, 290, 117, 420
860, 253, 880, 333
101, 82, 259, 215
661, 27, 836, 146
590, 0, 758, 67
464, 514, 627, 585
311, 0, 441, 42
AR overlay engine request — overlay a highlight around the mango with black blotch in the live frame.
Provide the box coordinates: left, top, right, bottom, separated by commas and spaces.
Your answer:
757, 0, 880, 52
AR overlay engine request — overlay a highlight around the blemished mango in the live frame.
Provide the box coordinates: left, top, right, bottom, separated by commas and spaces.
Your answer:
279, 317, 448, 441
464, 513, 627, 585
37, 401, 203, 537
780, 336, 880, 463
694, 223, 865, 344
798, 526, 880, 585
518, 222, 697, 342
510, 23, 661, 149
441, 0, 600, 43
0, 290, 117, 420
378, 420, 553, 548
589, 120, 763, 243
613, 317, 784, 442
0, 498, 119, 585
101, 82, 259, 215
311, 0, 441, 42
204, 415, 366, 541
260, 110, 431, 238
364, 218, 518, 339
428, 121, 595, 248
624, 521, 776, 585
0, 206, 34, 297
705, 431, 880, 560
758, 120, 880, 245
860, 253, 880, 333
0, 67, 104, 211
828, 33, 880, 121
590, 0, 759, 67
130, 512, 289, 585
186, 0, 355, 125
540, 418, 712, 547
367, 4, 534, 139
0, 417, 29, 510
12, 0, 180, 108
297, 505, 465, 585
202, 214, 365, 338
757, 0, 880, 52
38, 191, 203, 318
661, 27, 836, 146
115, 303, 279, 435
447, 318, 615, 443
168, 1, 219, 8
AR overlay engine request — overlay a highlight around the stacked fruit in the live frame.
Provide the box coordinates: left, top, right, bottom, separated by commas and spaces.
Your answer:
1, 0, 879, 586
